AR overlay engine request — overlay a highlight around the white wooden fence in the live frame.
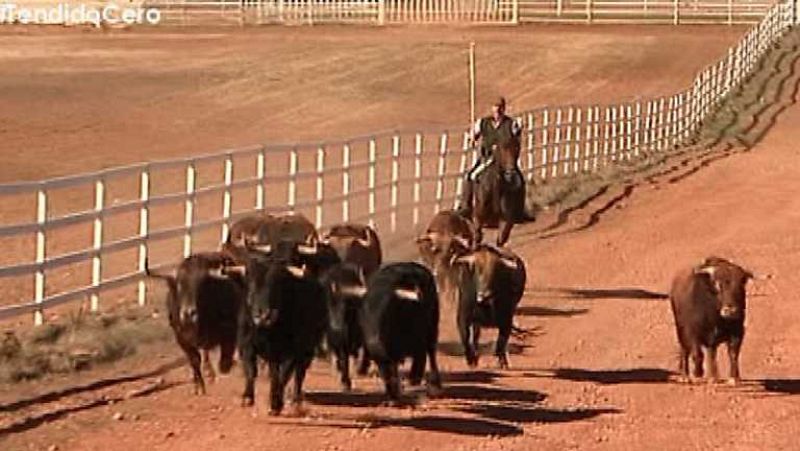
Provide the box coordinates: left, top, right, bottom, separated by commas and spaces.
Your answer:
0, 0, 796, 325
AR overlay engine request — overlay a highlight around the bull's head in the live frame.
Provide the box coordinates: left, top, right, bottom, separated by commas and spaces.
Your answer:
416, 232, 472, 276
694, 257, 754, 320
454, 247, 519, 305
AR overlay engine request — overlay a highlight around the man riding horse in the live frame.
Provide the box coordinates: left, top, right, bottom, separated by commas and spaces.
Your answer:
457, 96, 525, 220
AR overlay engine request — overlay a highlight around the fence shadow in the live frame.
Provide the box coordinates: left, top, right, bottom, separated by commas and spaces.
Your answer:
0, 358, 184, 413
529, 367, 673, 385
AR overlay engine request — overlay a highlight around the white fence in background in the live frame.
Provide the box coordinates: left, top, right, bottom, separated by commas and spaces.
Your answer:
0, 0, 796, 325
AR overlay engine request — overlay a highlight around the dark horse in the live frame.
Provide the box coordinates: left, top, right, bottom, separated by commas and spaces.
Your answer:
471, 142, 526, 247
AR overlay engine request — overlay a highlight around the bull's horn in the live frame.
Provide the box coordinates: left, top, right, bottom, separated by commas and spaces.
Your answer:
452, 235, 471, 249
286, 264, 307, 278
499, 257, 519, 270
455, 254, 476, 265
415, 235, 431, 244
222, 265, 247, 277
207, 267, 230, 280
694, 265, 716, 277
394, 288, 420, 302
297, 242, 318, 255
251, 244, 272, 254
749, 271, 773, 281
320, 233, 331, 245
340, 285, 368, 298
355, 229, 373, 248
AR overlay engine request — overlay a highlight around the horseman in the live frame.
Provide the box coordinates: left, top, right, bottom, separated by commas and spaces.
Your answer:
457, 96, 524, 218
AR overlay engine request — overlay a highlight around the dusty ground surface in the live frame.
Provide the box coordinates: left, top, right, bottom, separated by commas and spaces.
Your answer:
0, 24, 744, 182
3, 24, 800, 451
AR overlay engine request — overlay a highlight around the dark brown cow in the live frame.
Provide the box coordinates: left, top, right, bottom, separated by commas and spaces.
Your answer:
321, 223, 382, 278
669, 256, 767, 384
222, 213, 318, 261
145, 252, 244, 395
471, 142, 525, 246
415, 210, 475, 298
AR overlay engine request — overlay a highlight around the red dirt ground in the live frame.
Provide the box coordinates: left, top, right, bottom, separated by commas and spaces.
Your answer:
3, 24, 800, 451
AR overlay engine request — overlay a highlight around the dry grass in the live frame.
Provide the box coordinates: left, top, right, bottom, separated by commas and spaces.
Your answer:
0, 307, 172, 383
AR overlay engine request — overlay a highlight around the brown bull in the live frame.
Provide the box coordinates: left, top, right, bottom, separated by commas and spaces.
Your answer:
321, 223, 382, 278
415, 210, 475, 299
669, 256, 769, 384
471, 142, 525, 247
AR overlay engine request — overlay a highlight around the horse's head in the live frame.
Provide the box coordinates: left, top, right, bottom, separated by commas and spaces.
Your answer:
491, 140, 521, 172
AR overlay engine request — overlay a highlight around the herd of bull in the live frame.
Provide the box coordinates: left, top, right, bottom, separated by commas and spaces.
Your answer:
145, 208, 768, 416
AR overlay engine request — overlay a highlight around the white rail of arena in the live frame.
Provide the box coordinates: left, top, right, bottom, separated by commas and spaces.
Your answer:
0, 0, 796, 325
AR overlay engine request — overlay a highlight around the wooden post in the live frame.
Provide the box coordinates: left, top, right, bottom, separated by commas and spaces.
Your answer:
435, 133, 448, 214
455, 132, 469, 208
256, 149, 265, 211
368, 139, 377, 228
316, 146, 325, 229
34, 188, 47, 325
609, 107, 618, 162
541, 109, 550, 181
673, 0, 679, 25
183, 163, 196, 258
342, 144, 351, 223
90, 178, 105, 312
564, 107, 574, 176
552, 108, 562, 179
592, 106, 600, 171
557, 0, 562, 17
221, 154, 234, 243
137, 168, 150, 307
378, 0, 385, 25
625, 104, 633, 161
469, 42, 476, 130
573, 107, 582, 173
526, 112, 535, 181
728, 0, 733, 25
390, 135, 400, 232
586, 0, 592, 23
584, 107, 593, 172
413, 133, 422, 226
288, 148, 298, 213
657, 97, 666, 151
602, 107, 611, 167
633, 102, 642, 158
512, 0, 519, 24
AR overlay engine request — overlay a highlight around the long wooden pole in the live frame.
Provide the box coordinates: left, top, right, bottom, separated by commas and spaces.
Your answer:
469, 41, 476, 132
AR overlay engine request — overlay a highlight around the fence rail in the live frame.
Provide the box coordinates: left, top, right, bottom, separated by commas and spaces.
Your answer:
0, 0, 797, 325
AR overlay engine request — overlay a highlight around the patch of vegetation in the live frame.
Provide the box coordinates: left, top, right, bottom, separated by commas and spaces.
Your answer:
0, 307, 172, 384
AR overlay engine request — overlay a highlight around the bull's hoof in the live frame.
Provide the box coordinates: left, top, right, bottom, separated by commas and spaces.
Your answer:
466, 357, 479, 368
268, 409, 282, 417
340, 381, 353, 393
670, 374, 690, 384
726, 377, 741, 387
241, 396, 255, 407
193, 384, 207, 396
497, 359, 510, 370
286, 404, 308, 418
426, 382, 443, 398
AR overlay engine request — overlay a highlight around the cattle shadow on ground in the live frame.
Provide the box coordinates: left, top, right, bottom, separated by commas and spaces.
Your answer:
437, 341, 530, 358
515, 305, 589, 317
759, 379, 800, 395
442, 384, 547, 404
529, 367, 673, 385
441, 370, 505, 384
529, 287, 668, 301
0, 358, 184, 413
460, 404, 621, 424
306, 391, 421, 408
368, 415, 524, 437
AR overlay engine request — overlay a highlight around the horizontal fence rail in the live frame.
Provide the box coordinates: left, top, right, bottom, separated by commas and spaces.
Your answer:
0, 0, 797, 325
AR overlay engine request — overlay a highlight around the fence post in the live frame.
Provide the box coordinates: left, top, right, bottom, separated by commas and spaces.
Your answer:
413, 133, 422, 226
221, 154, 234, 243
378, 0, 386, 25
586, 0, 592, 23
512, 0, 519, 23
435, 133, 448, 213
584, 107, 593, 172
90, 178, 105, 313
316, 146, 325, 229
573, 107, 582, 173
183, 162, 196, 258
137, 168, 150, 307
390, 135, 400, 232
727, 0, 733, 25
602, 107, 611, 167
552, 108, 562, 178
673, 0, 678, 25
634, 102, 642, 158
625, 104, 633, 161
455, 132, 469, 208
541, 109, 550, 181
288, 148, 298, 213
557, 0, 562, 17
341, 143, 351, 223
256, 149, 265, 211
368, 139, 377, 228
563, 107, 574, 176
34, 188, 48, 326
592, 106, 600, 171
609, 106, 618, 162
526, 112, 535, 182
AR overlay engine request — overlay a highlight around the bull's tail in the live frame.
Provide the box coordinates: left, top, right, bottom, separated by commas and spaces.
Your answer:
144, 258, 177, 295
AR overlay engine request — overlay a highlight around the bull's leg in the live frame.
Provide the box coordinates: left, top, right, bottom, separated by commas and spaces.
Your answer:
292, 357, 313, 410
356, 347, 371, 376
690, 345, 704, 380
269, 359, 296, 415
677, 346, 690, 383
218, 338, 236, 374
458, 315, 478, 368
727, 337, 743, 385
705, 345, 720, 382
426, 340, 443, 397
240, 343, 258, 406
202, 349, 216, 384
408, 351, 426, 386
177, 339, 205, 395
472, 325, 483, 367
336, 348, 352, 392
497, 220, 514, 247
495, 324, 512, 370
474, 223, 484, 245
377, 361, 401, 402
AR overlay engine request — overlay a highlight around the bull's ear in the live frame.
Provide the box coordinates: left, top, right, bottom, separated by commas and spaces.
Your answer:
499, 257, 519, 270
286, 264, 307, 278
250, 244, 272, 254
394, 288, 420, 302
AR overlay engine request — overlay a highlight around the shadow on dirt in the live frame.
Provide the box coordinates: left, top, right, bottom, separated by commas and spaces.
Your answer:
460, 404, 621, 424
515, 305, 589, 317
759, 379, 800, 395
437, 341, 530, 358
370, 415, 525, 437
530, 367, 673, 385
530, 287, 668, 301
0, 358, 184, 413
